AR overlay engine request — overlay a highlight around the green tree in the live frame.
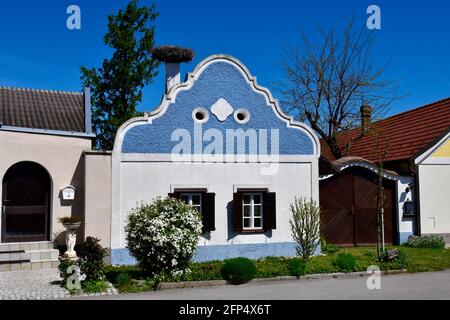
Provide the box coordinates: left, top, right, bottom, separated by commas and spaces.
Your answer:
81, 0, 159, 150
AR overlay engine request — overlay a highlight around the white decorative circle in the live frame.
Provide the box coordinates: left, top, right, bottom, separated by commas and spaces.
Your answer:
234, 108, 250, 124
192, 107, 209, 123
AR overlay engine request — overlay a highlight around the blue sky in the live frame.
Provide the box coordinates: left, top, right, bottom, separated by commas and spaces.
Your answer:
0, 0, 449, 117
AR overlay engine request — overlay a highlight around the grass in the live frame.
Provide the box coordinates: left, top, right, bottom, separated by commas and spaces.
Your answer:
104, 246, 450, 293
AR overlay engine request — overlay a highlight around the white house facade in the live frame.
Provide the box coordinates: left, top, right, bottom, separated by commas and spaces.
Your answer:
110, 55, 320, 264
415, 130, 450, 243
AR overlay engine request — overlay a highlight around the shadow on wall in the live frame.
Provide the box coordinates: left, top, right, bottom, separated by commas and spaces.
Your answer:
55, 154, 85, 246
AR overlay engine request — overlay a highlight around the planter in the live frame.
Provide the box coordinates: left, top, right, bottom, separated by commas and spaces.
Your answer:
62, 222, 82, 259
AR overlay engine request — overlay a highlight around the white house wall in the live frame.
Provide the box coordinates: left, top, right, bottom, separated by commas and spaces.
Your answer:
415, 133, 450, 243
110, 55, 320, 264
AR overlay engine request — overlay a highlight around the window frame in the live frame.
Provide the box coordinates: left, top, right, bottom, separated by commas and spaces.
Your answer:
242, 192, 263, 231
180, 192, 202, 214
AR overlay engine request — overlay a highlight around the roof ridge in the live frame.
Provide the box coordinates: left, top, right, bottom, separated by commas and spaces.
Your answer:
0, 86, 83, 95
375, 96, 450, 124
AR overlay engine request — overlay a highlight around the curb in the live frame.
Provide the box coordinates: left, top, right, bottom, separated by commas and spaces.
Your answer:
156, 269, 408, 291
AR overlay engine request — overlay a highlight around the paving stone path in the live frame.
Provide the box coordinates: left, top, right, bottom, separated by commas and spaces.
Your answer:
0, 269, 70, 300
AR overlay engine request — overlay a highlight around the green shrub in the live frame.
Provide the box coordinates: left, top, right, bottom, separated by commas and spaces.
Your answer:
404, 235, 445, 249
104, 265, 143, 282
290, 197, 321, 260
79, 236, 108, 282
288, 258, 306, 277
116, 273, 132, 288
220, 257, 257, 285
320, 238, 340, 255
380, 249, 409, 270
82, 280, 108, 293
126, 198, 202, 277
333, 253, 357, 272
256, 257, 290, 278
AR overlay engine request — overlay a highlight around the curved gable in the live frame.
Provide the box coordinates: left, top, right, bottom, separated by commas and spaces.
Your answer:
115, 55, 319, 156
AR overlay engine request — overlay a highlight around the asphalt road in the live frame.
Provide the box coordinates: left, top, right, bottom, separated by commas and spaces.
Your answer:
80, 270, 450, 300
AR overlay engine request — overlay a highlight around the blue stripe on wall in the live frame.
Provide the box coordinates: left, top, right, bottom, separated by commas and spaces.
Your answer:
110, 242, 317, 265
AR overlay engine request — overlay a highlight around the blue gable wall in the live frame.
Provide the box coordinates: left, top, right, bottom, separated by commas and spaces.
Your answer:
122, 60, 315, 155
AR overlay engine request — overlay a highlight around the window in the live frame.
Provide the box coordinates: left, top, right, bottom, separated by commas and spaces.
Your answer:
242, 193, 263, 230
169, 191, 216, 233
180, 193, 202, 214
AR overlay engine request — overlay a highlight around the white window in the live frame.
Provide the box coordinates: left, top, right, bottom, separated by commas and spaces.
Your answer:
180, 193, 202, 214
242, 193, 263, 230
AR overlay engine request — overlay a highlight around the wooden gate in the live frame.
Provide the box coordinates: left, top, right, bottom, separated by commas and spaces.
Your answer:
320, 167, 396, 246
1, 162, 51, 243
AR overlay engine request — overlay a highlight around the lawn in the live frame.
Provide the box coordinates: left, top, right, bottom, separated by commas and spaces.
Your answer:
104, 246, 450, 293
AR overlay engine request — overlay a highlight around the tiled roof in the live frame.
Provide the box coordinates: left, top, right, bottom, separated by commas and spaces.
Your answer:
0, 87, 85, 133
321, 98, 450, 163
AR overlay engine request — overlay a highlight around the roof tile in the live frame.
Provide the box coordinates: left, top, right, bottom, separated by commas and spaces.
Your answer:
322, 98, 450, 162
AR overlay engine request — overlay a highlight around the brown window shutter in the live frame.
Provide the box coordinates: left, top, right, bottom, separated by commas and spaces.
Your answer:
233, 192, 243, 232
201, 192, 215, 233
168, 192, 180, 199
263, 192, 276, 231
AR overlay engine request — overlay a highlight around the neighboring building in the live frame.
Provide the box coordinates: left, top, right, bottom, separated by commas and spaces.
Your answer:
0, 87, 95, 271
110, 54, 320, 264
320, 98, 450, 245
414, 128, 450, 243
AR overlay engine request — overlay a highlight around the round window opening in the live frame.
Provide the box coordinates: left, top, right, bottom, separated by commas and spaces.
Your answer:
234, 109, 250, 124
192, 108, 209, 123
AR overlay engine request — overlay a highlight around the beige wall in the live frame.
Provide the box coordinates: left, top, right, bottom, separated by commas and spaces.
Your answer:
84, 152, 111, 248
419, 164, 450, 235
0, 130, 92, 245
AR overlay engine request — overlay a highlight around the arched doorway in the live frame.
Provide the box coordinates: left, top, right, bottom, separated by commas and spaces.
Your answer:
1, 162, 51, 243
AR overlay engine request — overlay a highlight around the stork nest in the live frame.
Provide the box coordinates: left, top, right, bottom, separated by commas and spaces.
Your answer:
152, 46, 195, 63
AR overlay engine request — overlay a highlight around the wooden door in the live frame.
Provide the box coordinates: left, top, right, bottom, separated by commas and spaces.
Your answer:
320, 167, 396, 246
1, 162, 50, 243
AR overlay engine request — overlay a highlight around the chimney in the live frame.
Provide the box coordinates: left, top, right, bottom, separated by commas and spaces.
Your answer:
165, 63, 180, 94
151, 46, 195, 94
360, 105, 372, 135
84, 87, 92, 134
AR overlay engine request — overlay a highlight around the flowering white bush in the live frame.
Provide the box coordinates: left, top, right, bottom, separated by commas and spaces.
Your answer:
125, 197, 202, 277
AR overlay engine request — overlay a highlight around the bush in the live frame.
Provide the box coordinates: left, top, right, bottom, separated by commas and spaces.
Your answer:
405, 235, 445, 249
380, 249, 409, 269
126, 197, 202, 277
289, 197, 321, 261
288, 258, 306, 277
320, 238, 339, 255
116, 273, 132, 288
333, 253, 357, 272
82, 280, 108, 293
221, 258, 257, 285
79, 237, 108, 282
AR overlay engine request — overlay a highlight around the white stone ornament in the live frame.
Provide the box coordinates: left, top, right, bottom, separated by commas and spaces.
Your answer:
210, 98, 233, 122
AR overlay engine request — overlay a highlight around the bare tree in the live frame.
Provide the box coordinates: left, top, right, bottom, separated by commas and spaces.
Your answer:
374, 130, 390, 259
279, 18, 400, 159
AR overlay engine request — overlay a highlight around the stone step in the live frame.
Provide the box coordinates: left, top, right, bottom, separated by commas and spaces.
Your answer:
0, 241, 54, 252
0, 259, 59, 272
0, 241, 60, 272
0, 249, 59, 263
